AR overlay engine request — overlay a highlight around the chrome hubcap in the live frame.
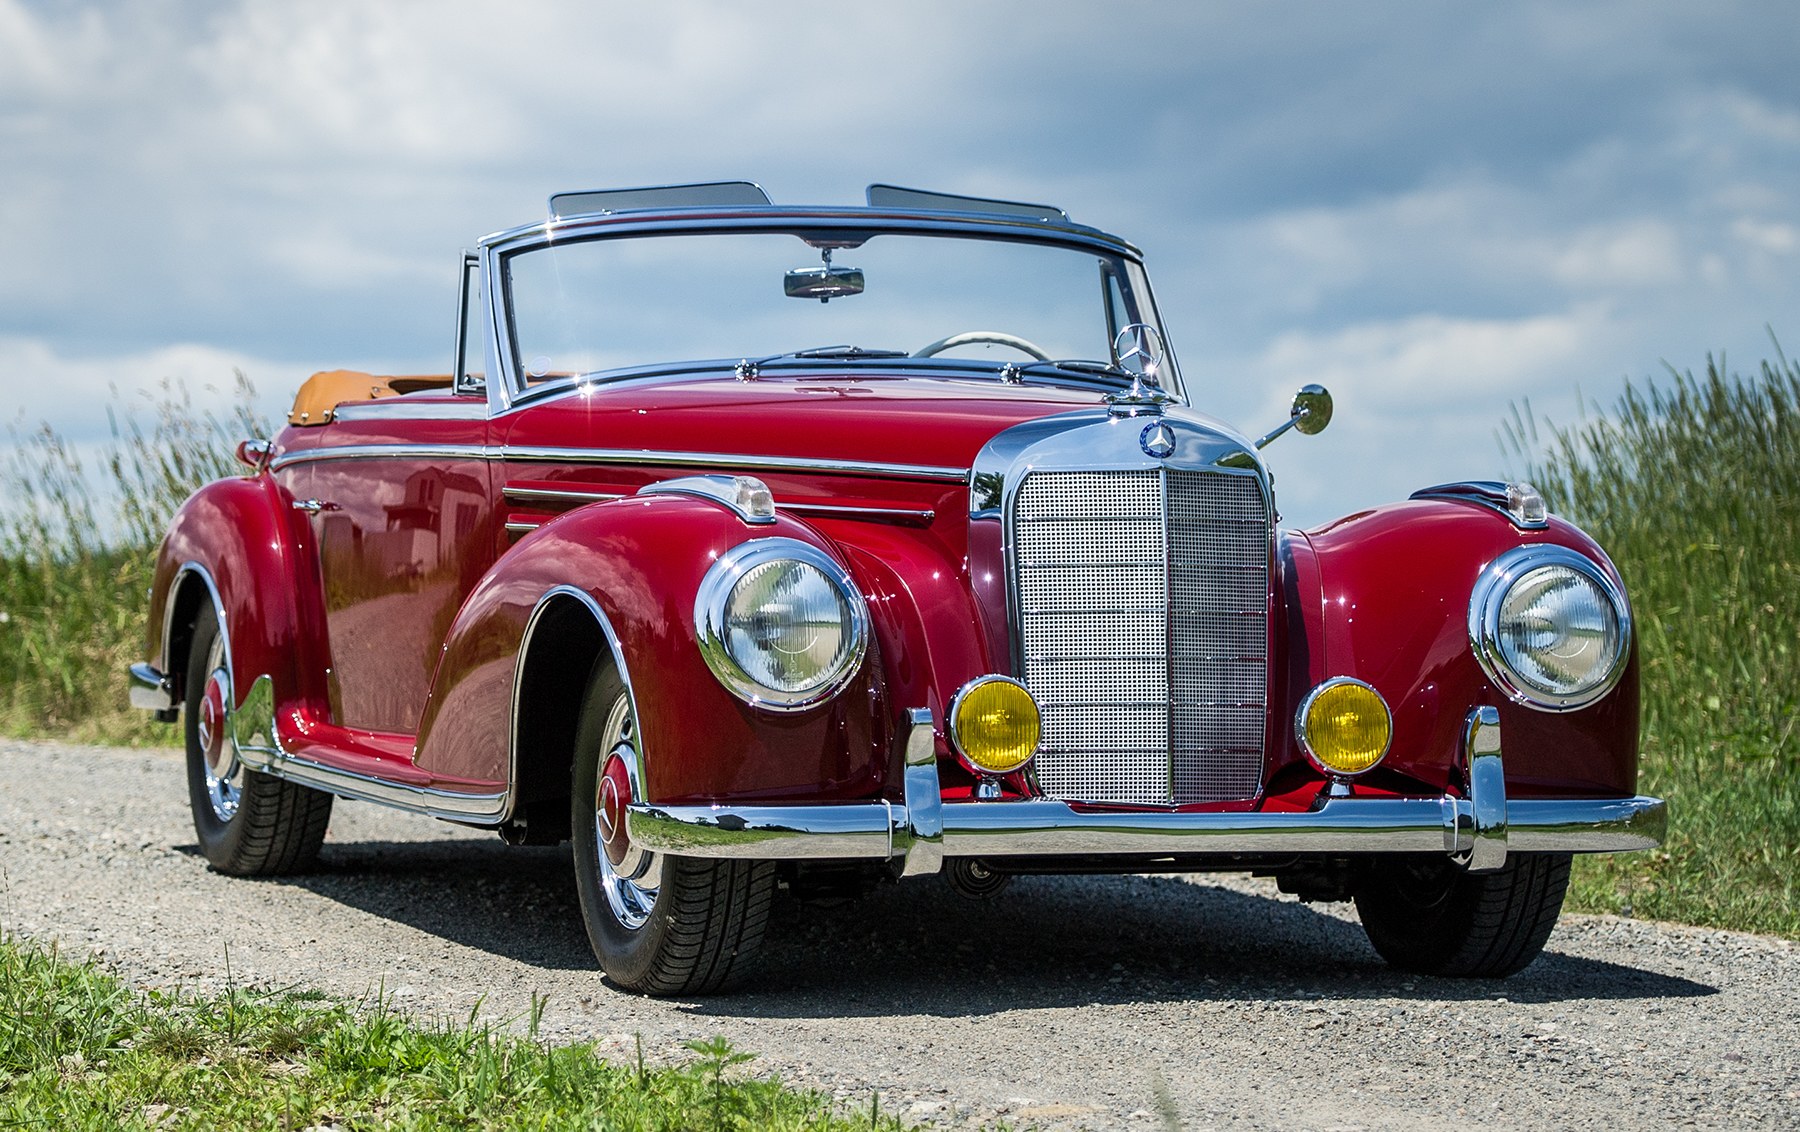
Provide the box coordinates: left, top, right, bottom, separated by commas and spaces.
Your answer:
595, 695, 657, 930
198, 639, 243, 822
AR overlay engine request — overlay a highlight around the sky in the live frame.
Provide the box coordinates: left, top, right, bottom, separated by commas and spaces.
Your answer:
2, 0, 1796, 528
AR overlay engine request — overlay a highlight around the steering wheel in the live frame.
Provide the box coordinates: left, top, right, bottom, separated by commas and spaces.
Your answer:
912, 331, 1053, 362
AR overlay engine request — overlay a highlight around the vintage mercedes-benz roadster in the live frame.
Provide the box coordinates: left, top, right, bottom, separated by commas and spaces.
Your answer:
130, 183, 1665, 993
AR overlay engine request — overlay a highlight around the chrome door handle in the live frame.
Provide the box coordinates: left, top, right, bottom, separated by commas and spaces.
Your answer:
291, 499, 337, 514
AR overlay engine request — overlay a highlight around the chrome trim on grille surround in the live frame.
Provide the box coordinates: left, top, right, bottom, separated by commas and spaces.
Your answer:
971, 409, 1273, 806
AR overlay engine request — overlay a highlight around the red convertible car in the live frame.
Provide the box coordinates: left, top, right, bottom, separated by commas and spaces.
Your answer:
130, 183, 1664, 993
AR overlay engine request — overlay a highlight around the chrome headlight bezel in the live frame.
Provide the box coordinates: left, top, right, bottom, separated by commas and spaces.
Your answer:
693, 538, 869, 712
1469, 545, 1632, 712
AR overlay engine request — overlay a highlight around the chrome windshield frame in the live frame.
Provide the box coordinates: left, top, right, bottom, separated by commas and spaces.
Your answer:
477, 208, 1175, 416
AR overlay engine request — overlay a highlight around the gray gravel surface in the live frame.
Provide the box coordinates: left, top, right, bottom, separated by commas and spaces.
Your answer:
3, 738, 1796, 1130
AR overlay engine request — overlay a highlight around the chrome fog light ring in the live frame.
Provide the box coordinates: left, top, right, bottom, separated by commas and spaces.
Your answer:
694, 537, 869, 711
1469, 545, 1632, 712
1295, 676, 1393, 779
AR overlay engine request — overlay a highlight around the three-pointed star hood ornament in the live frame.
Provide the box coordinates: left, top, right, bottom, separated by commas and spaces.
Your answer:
1106, 323, 1174, 416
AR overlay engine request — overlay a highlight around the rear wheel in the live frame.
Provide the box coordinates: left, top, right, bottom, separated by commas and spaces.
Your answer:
184, 604, 332, 875
1355, 853, 1570, 978
570, 663, 775, 995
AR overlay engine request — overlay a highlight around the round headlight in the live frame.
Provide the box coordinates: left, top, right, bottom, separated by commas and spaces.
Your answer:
1470, 545, 1631, 711
1296, 677, 1392, 777
695, 539, 868, 710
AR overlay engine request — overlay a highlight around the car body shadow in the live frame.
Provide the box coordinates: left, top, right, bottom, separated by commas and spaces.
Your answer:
222, 837, 1717, 1012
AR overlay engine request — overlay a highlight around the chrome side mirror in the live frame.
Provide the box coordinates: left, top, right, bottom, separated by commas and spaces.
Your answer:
1255, 384, 1333, 450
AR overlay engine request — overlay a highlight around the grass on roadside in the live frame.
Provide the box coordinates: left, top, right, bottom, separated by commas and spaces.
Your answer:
1505, 348, 1800, 938
0, 375, 262, 744
0, 932, 914, 1131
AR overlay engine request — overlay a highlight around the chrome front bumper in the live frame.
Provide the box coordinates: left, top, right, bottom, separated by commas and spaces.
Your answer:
628, 706, 1667, 876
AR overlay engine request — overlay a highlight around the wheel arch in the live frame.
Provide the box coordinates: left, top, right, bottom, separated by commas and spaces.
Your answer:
162, 562, 229, 706
509, 586, 645, 830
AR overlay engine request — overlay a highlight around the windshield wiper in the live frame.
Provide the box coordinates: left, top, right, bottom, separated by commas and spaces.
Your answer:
1014, 358, 1133, 380
783, 345, 910, 360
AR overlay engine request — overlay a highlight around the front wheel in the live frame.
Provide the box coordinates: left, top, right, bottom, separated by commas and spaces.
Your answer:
570, 663, 775, 995
1354, 853, 1571, 978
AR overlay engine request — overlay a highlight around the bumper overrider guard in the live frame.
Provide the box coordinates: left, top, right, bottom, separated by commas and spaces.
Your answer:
627, 707, 1667, 876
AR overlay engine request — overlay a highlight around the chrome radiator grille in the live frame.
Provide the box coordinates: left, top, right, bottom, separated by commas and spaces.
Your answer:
1014, 468, 1269, 804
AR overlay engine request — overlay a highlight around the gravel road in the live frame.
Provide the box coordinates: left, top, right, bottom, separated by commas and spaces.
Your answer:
2, 738, 1795, 1130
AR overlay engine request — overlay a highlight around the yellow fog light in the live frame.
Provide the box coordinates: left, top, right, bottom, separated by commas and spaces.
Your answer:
949, 676, 1041, 775
1296, 677, 1392, 777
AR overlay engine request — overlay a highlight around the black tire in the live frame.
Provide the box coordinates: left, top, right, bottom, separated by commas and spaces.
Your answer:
1355, 852, 1571, 978
570, 662, 776, 995
184, 604, 332, 875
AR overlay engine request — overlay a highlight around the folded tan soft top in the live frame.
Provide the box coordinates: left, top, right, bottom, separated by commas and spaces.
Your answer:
288, 370, 454, 426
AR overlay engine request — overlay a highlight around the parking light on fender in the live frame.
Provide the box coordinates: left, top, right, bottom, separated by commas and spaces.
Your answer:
693, 538, 869, 711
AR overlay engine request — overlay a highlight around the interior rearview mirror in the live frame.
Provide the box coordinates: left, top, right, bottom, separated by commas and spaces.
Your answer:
784, 266, 864, 302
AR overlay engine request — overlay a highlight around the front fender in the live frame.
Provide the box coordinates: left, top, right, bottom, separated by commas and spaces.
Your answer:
1284, 500, 1639, 797
413, 496, 887, 804
146, 476, 318, 713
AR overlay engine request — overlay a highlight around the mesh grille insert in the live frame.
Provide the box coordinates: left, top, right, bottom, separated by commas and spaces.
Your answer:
1015, 467, 1269, 804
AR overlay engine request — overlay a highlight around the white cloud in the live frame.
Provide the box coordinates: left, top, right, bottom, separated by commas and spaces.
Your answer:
1731, 218, 1799, 256
0, 336, 326, 444
1550, 221, 1685, 288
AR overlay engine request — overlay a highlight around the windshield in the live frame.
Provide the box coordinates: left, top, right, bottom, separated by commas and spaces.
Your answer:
499, 229, 1174, 394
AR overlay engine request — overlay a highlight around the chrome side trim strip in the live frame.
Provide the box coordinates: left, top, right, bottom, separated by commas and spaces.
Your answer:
329, 400, 488, 422
128, 663, 175, 711
270, 444, 489, 470
503, 445, 968, 482
272, 442, 968, 483
778, 501, 937, 525
503, 485, 624, 504
236, 742, 509, 822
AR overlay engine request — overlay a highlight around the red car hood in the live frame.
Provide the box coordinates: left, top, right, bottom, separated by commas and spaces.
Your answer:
498, 371, 1115, 472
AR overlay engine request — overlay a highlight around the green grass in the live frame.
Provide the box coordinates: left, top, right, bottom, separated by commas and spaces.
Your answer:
1504, 346, 1800, 937
0, 375, 262, 743
0, 933, 914, 1131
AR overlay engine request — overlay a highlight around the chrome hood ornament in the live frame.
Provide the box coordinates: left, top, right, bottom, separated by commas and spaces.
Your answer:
1107, 323, 1174, 416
